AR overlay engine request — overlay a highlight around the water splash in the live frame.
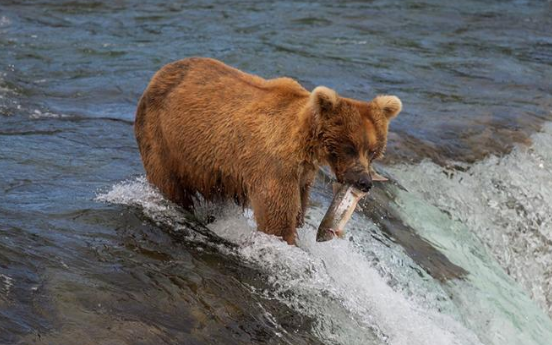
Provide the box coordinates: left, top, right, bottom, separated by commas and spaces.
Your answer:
97, 178, 482, 345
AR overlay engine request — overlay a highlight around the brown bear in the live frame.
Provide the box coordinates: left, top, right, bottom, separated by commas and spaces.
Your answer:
135, 57, 402, 244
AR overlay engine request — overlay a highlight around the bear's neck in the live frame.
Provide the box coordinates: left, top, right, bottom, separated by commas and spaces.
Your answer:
296, 106, 324, 165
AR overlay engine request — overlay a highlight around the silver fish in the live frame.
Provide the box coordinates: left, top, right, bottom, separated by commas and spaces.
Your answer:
316, 183, 367, 242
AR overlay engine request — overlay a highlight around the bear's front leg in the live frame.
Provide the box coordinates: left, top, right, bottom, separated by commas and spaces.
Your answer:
297, 165, 317, 228
296, 183, 311, 228
250, 182, 301, 245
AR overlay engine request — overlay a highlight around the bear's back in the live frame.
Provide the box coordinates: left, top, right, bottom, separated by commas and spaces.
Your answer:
146, 57, 308, 109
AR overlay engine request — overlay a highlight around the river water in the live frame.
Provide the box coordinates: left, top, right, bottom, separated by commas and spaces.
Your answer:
1, 0, 552, 344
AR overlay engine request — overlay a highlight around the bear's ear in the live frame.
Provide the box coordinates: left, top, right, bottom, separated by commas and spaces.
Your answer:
372, 95, 402, 120
310, 86, 339, 116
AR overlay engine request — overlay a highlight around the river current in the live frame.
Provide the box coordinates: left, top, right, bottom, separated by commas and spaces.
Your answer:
1, 1, 552, 344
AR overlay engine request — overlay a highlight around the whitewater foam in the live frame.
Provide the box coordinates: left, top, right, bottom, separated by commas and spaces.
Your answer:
29, 109, 70, 119
0, 16, 10, 28
0, 72, 22, 116
97, 178, 482, 345
0, 274, 14, 297
389, 122, 552, 318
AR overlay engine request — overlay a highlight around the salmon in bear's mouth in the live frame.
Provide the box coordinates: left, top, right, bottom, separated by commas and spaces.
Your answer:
317, 168, 389, 242
316, 183, 367, 242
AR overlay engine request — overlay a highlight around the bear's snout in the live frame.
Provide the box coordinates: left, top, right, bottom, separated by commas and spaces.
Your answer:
355, 174, 373, 192
343, 170, 373, 192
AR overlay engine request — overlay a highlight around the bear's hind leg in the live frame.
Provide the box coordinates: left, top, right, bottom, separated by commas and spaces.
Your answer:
297, 168, 316, 228
146, 165, 195, 211
165, 175, 196, 211
172, 185, 195, 211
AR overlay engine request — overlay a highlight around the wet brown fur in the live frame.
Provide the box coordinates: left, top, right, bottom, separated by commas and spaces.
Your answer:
135, 57, 401, 244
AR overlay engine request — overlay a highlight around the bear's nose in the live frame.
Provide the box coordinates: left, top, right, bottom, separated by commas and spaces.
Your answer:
355, 175, 373, 193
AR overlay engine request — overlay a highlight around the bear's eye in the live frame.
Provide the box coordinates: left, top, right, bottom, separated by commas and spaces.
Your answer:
344, 145, 357, 157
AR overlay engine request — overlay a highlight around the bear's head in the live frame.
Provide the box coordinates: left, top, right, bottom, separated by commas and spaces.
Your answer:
309, 86, 402, 192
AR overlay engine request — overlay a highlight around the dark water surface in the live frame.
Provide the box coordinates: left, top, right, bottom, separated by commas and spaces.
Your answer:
1, 1, 552, 344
